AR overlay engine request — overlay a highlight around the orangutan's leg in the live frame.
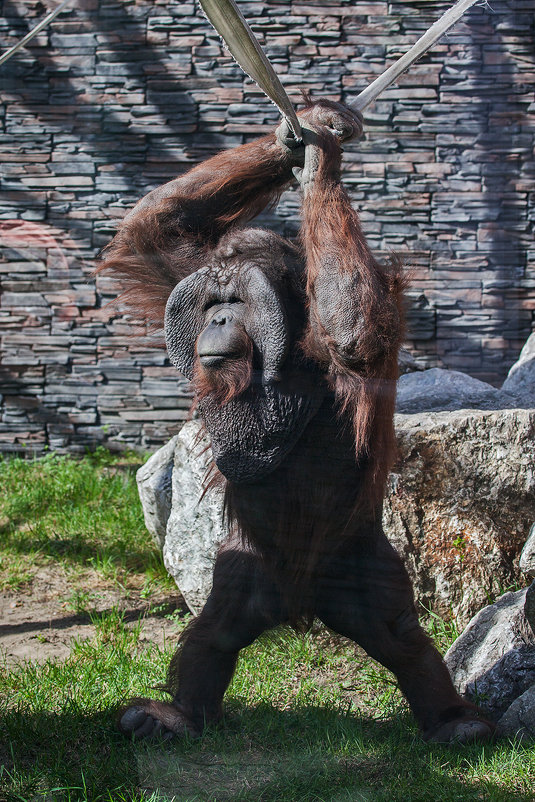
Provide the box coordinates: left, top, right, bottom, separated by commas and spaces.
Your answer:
119, 544, 285, 740
315, 533, 494, 743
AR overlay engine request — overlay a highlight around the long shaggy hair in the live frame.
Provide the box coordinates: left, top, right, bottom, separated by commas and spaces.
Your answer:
96, 135, 295, 327
299, 127, 407, 508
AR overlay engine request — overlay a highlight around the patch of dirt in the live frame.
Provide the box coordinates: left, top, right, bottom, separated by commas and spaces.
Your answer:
0, 566, 187, 665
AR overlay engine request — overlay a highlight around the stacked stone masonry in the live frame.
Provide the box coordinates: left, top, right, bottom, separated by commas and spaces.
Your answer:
0, 0, 533, 453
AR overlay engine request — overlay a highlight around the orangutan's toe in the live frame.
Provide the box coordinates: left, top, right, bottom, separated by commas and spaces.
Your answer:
119, 706, 170, 740
118, 699, 199, 741
427, 717, 495, 744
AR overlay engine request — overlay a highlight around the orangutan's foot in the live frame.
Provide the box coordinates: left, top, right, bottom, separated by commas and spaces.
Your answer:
425, 715, 495, 744
118, 698, 200, 741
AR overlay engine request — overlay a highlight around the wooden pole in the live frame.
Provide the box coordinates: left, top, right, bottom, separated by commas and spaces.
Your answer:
0, 0, 71, 68
351, 0, 480, 112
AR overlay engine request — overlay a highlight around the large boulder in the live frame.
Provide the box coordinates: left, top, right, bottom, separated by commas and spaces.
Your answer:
496, 685, 535, 740
136, 435, 179, 549
395, 368, 508, 414
444, 582, 535, 737
444, 583, 535, 721
396, 332, 535, 415
163, 423, 226, 615
385, 408, 535, 624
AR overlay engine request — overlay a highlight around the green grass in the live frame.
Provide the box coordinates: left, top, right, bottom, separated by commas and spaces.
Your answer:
0, 447, 173, 593
1, 451, 534, 801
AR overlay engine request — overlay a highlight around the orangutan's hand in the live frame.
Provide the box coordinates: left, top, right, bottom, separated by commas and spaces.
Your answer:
299, 99, 363, 143
276, 98, 363, 153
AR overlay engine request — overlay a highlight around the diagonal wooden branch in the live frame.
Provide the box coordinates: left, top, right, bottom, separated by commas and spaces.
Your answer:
351, 0, 481, 112
198, 0, 302, 139
0, 0, 71, 68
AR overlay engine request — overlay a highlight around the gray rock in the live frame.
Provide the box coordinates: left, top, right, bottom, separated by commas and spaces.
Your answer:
445, 582, 535, 720
163, 421, 226, 615
386, 408, 535, 624
502, 333, 535, 406
496, 684, 535, 740
520, 523, 535, 580
136, 435, 178, 549
395, 368, 508, 413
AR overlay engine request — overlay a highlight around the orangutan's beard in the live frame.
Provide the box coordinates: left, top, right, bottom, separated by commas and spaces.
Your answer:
193, 335, 253, 406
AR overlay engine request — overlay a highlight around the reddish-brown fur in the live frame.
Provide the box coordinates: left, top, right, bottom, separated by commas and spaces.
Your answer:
299, 130, 407, 506
99, 129, 401, 509
97, 136, 294, 326
99, 112, 404, 604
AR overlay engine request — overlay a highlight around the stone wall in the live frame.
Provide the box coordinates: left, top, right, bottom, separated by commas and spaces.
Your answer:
1, 0, 533, 453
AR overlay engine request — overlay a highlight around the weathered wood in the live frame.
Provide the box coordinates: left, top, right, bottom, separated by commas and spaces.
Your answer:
352, 0, 480, 111
198, 0, 302, 138
198, 0, 480, 132
0, 0, 72, 67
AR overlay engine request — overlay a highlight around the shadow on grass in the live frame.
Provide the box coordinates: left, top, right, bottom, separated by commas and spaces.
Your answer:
1, 704, 533, 802
0, 601, 184, 638
0, 523, 160, 577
